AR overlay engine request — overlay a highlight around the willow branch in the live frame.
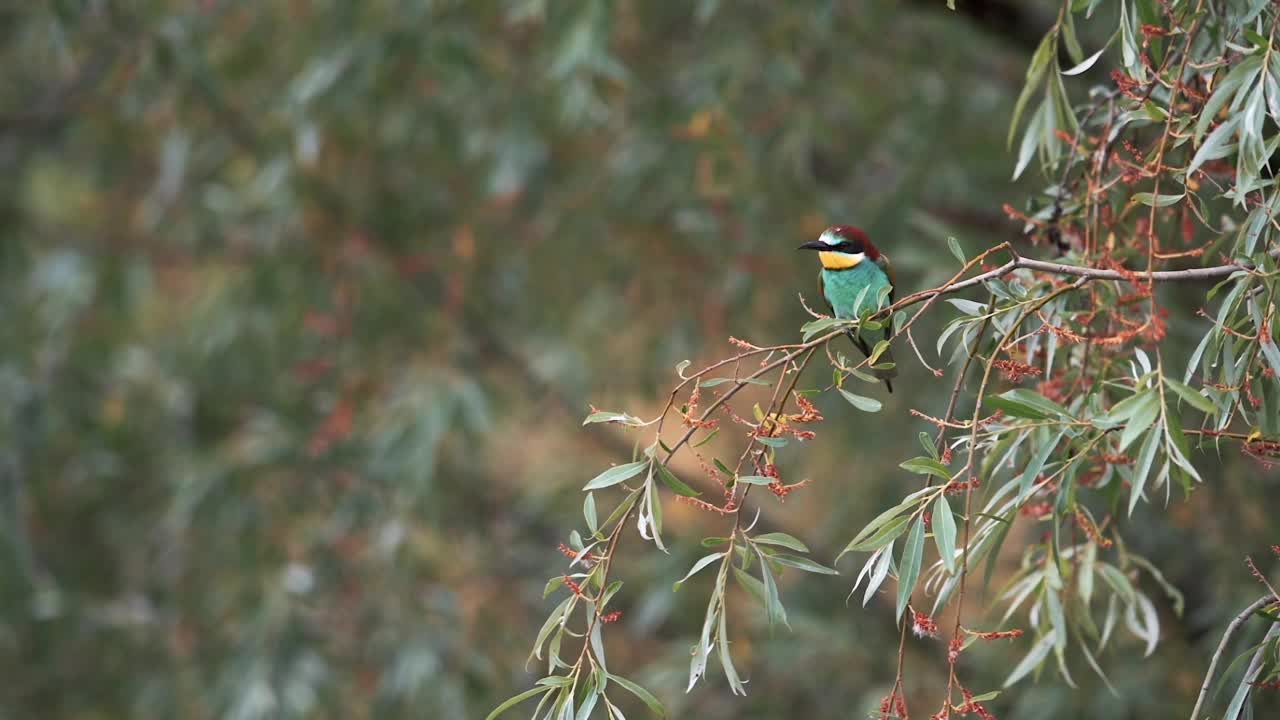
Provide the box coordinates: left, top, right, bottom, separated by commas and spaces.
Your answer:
1190, 595, 1280, 720
891, 255, 1257, 316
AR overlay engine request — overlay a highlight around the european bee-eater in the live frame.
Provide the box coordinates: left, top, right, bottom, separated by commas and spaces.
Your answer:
799, 225, 898, 393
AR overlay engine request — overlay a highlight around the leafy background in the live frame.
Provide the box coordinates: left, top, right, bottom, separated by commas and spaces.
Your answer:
1, 2, 1276, 718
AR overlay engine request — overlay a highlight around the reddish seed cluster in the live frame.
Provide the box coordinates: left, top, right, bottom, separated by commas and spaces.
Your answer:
953, 688, 997, 720
993, 359, 1042, 382
563, 576, 586, 598
1019, 502, 1052, 519
680, 387, 721, 431
601, 610, 623, 624
1271, 545, 1280, 557
923, 511, 933, 532
912, 610, 938, 639
1247, 556, 1272, 590
942, 478, 981, 495
1112, 69, 1147, 101
792, 394, 824, 424
558, 543, 597, 564
676, 495, 736, 515
1098, 453, 1133, 465
1250, 679, 1280, 690
948, 635, 963, 664
1138, 23, 1168, 40
1243, 437, 1280, 468
1076, 466, 1105, 488
967, 628, 1024, 641
1074, 510, 1114, 549
768, 478, 811, 500
879, 693, 909, 720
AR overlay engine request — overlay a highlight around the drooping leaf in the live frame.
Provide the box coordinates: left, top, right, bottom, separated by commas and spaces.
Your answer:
752, 532, 809, 553
986, 389, 1072, 420
673, 552, 725, 590
896, 516, 926, 620
583, 460, 650, 490
934, 495, 958, 574
655, 463, 700, 497
608, 674, 667, 719
486, 686, 554, 720
900, 456, 953, 480
839, 388, 883, 413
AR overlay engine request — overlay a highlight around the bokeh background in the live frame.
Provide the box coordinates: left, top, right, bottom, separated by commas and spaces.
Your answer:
3, 2, 1277, 719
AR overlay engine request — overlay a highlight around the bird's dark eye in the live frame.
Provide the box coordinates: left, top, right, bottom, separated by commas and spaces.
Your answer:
839, 241, 860, 253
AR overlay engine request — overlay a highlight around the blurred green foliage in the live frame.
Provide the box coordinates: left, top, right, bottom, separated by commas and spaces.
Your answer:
1, 2, 1277, 718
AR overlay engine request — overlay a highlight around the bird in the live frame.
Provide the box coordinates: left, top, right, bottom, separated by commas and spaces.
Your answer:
798, 225, 898, 393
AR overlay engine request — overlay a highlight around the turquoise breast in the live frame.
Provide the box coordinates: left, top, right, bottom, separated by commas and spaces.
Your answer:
822, 263, 891, 319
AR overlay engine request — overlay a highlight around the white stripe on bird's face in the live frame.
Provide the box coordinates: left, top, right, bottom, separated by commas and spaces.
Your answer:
818, 250, 864, 270
819, 229, 841, 246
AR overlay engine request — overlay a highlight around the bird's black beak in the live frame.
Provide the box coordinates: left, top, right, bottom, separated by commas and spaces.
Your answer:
797, 241, 826, 251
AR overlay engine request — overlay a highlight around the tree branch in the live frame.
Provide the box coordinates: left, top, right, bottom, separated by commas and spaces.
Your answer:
890, 254, 1258, 316
1190, 595, 1279, 720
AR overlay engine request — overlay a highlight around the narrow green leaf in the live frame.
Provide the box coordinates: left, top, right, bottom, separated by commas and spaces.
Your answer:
839, 388, 882, 413
735, 475, 776, 485
934, 495, 958, 574
1008, 33, 1054, 148
839, 487, 935, 557
691, 428, 719, 448
770, 554, 839, 575
1129, 422, 1161, 515
486, 687, 554, 720
608, 674, 667, 719
1062, 46, 1107, 76
1118, 392, 1160, 451
1131, 191, 1184, 207
674, 552, 725, 590
842, 515, 912, 555
583, 460, 649, 490
655, 463, 700, 497
755, 436, 789, 448
801, 316, 855, 340
947, 236, 965, 263
1003, 633, 1054, 687
900, 456, 952, 480
530, 596, 572, 661
758, 550, 789, 628
753, 532, 809, 553
584, 493, 598, 533
699, 377, 771, 387
1188, 116, 1239, 177
919, 431, 940, 460
870, 339, 891, 364
1018, 428, 1066, 502
583, 411, 645, 426
986, 388, 1072, 420
716, 598, 745, 695
896, 516, 926, 620
1164, 378, 1217, 415
600, 487, 642, 533
732, 566, 766, 606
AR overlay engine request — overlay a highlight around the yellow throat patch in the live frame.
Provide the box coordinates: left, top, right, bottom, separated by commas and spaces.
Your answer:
818, 251, 863, 270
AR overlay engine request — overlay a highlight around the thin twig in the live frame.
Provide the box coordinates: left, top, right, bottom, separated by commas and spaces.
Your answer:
1190, 595, 1280, 720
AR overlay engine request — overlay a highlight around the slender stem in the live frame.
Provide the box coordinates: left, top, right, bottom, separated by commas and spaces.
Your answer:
1190, 595, 1280, 720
